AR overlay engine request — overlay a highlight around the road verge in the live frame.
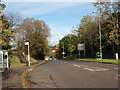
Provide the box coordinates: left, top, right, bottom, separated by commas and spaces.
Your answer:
63, 58, 119, 64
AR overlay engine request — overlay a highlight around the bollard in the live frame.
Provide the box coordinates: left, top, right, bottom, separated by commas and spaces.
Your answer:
116, 53, 118, 60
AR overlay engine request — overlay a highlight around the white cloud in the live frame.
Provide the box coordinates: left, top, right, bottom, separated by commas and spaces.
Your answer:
48, 39, 59, 45
51, 32, 60, 36
4, 0, 97, 2
50, 26, 72, 36
50, 40, 59, 42
48, 23, 72, 45
4, 0, 118, 2
49, 25, 72, 45
19, 3, 82, 15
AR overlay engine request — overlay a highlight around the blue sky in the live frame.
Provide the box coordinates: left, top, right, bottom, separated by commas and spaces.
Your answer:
4, 2, 96, 46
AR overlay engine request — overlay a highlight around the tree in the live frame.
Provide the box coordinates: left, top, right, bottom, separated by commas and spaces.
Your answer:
68, 44, 76, 56
75, 15, 99, 57
4, 12, 22, 29
93, 0, 120, 57
59, 34, 78, 57
0, 2, 12, 50
54, 44, 62, 58
14, 18, 51, 59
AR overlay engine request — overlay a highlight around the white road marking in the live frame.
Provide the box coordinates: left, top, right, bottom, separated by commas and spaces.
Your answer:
114, 68, 118, 70
72, 63, 109, 72
73, 64, 81, 67
114, 74, 119, 80
99, 68, 109, 70
79, 65, 88, 68
84, 67, 109, 72
61, 61, 109, 72
84, 68, 99, 72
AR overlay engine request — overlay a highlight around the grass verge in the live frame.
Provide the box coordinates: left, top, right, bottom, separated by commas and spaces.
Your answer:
74, 58, 120, 64
24, 55, 38, 63
9, 55, 38, 68
9, 55, 26, 68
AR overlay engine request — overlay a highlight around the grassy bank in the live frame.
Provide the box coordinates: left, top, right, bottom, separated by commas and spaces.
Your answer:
9, 55, 38, 68
9, 55, 25, 68
75, 58, 120, 64
24, 55, 38, 63
74, 59, 120, 64
64, 57, 120, 64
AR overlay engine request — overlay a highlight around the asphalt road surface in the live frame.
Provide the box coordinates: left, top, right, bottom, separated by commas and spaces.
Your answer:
28, 59, 118, 88
0, 73, 2, 89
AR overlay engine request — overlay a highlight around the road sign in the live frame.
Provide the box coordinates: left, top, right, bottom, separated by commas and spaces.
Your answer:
62, 52, 65, 54
78, 43, 85, 51
25, 42, 29, 45
78, 43, 85, 58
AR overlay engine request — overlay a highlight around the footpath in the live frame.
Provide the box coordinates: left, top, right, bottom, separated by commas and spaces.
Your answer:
2, 60, 45, 88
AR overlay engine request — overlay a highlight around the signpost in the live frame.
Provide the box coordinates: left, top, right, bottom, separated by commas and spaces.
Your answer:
25, 42, 30, 66
62, 42, 65, 58
4, 52, 8, 68
116, 53, 118, 60
78, 43, 85, 58
62, 52, 65, 58
62, 52, 65, 55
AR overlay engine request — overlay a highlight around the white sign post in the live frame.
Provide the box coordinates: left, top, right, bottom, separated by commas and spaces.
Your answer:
116, 53, 118, 60
78, 43, 85, 58
4, 52, 9, 68
25, 42, 30, 66
62, 52, 65, 58
62, 42, 65, 58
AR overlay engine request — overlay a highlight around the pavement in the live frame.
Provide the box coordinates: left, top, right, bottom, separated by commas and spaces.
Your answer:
2, 65, 29, 88
28, 59, 119, 88
1, 60, 44, 89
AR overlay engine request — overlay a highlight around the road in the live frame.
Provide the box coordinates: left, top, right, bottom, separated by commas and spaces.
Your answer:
0, 72, 2, 89
28, 59, 118, 88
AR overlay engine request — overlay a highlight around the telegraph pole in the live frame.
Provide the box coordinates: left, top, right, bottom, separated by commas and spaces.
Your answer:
99, 14, 102, 60
98, 4, 102, 60
92, 7, 102, 60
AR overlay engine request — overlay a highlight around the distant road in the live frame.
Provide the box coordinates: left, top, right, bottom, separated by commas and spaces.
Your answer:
28, 59, 118, 88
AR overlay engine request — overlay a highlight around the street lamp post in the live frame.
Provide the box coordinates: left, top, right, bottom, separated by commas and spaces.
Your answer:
62, 42, 65, 58
25, 42, 30, 66
92, 11, 102, 60
98, 14, 102, 60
